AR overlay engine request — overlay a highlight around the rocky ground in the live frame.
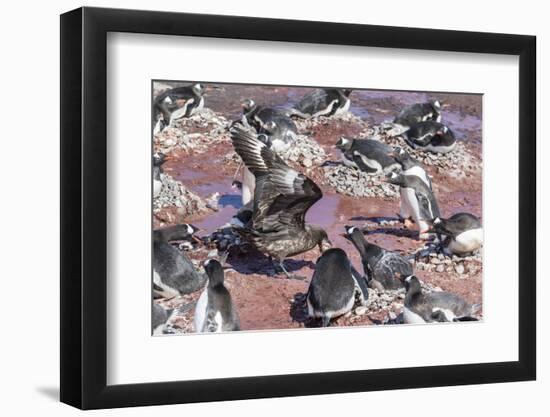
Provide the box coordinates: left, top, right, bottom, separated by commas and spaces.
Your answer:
152, 83, 483, 334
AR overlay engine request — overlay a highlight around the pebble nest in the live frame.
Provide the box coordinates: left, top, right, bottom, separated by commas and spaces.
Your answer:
293, 111, 369, 132
153, 173, 207, 216
367, 125, 482, 178
279, 134, 326, 168
153, 108, 230, 154
323, 164, 400, 198
413, 247, 483, 276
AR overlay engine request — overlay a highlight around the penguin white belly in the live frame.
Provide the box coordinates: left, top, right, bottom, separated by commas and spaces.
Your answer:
153, 178, 163, 197
153, 119, 163, 135
403, 307, 427, 324
355, 151, 383, 173
341, 153, 359, 169
241, 167, 255, 205
153, 324, 166, 336
169, 99, 194, 125
403, 166, 430, 188
425, 141, 457, 154
312, 100, 338, 118
193, 290, 209, 333
307, 294, 355, 320
192, 97, 204, 113
153, 270, 180, 299
447, 228, 483, 254
400, 187, 418, 221
335, 98, 351, 115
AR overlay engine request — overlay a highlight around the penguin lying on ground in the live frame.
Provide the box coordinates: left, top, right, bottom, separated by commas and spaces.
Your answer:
194, 259, 240, 333
153, 224, 207, 298
240, 99, 290, 130
153, 83, 204, 134
335, 137, 400, 174
402, 275, 480, 324
306, 248, 369, 327
403, 121, 457, 154
345, 226, 412, 290
385, 172, 441, 239
290, 88, 352, 119
429, 213, 483, 256
388, 100, 442, 135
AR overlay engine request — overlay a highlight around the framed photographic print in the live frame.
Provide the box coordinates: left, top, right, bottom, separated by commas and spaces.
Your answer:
60, 6, 536, 410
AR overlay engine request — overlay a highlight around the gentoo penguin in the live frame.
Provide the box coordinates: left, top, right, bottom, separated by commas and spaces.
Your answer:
385, 172, 441, 239
335, 137, 400, 174
230, 125, 331, 280
402, 275, 479, 324
429, 213, 483, 256
307, 248, 369, 327
290, 88, 353, 119
153, 152, 168, 198
390, 147, 432, 227
152, 303, 174, 335
345, 226, 412, 290
403, 121, 456, 154
390, 100, 442, 135
194, 259, 240, 333
153, 83, 204, 133
240, 99, 289, 130
153, 224, 207, 298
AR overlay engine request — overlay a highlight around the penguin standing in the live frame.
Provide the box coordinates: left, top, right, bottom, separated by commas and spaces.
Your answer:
345, 226, 412, 290
290, 88, 352, 119
153, 224, 207, 298
389, 100, 442, 135
335, 137, 400, 174
403, 121, 456, 154
402, 275, 479, 323
385, 172, 441, 239
429, 213, 483, 256
194, 259, 240, 333
306, 248, 369, 327
390, 147, 432, 227
153, 152, 168, 198
153, 83, 204, 134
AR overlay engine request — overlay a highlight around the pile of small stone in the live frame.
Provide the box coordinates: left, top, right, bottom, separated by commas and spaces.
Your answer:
323, 164, 399, 198
154, 108, 230, 154
280, 134, 326, 168
413, 247, 483, 275
293, 111, 369, 133
364, 125, 482, 178
153, 173, 207, 216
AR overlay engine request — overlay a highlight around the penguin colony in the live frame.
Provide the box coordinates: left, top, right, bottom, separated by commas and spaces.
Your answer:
152, 84, 482, 334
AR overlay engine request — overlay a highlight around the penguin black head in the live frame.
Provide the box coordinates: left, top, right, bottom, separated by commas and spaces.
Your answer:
204, 259, 225, 287
192, 83, 204, 95
403, 275, 421, 292
343, 225, 366, 245
153, 152, 167, 167
435, 125, 450, 135
385, 171, 405, 186
341, 89, 353, 97
242, 99, 256, 112
335, 137, 353, 151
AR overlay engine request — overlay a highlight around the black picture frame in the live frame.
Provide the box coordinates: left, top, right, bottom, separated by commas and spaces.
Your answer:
60, 6, 536, 410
